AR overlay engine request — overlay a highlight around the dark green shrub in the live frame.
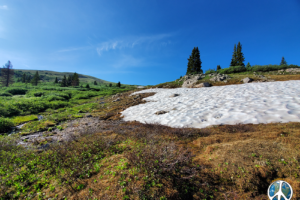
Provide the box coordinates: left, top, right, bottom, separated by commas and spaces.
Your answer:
0, 117, 13, 133
5, 88, 28, 95
34, 92, 45, 97
47, 96, 65, 101
0, 92, 12, 97
205, 69, 216, 74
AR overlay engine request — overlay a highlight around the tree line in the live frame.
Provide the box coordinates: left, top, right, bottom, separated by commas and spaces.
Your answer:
185, 42, 290, 75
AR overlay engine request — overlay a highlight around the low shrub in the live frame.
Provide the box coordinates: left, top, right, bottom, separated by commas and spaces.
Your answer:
0, 117, 13, 134
0, 92, 12, 97
33, 92, 45, 97
5, 88, 28, 95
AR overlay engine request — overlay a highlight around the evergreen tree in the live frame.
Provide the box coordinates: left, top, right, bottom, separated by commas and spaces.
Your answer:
109, 83, 112, 87
280, 57, 287, 65
0, 60, 14, 87
246, 62, 251, 70
66, 75, 73, 86
27, 75, 32, 83
186, 47, 203, 75
117, 81, 121, 87
94, 81, 98, 85
54, 77, 58, 84
86, 84, 90, 89
22, 73, 27, 83
236, 42, 245, 67
217, 65, 221, 70
61, 75, 67, 87
31, 71, 40, 86
230, 44, 238, 66
72, 72, 79, 86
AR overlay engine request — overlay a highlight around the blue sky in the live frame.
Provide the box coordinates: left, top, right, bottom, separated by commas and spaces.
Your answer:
0, 0, 299, 86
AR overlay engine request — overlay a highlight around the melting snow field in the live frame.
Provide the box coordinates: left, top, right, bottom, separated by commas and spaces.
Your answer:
121, 80, 300, 129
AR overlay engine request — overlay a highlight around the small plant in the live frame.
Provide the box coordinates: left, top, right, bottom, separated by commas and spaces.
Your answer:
48, 127, 53, 132
57, 125, 63, 131
77, 184, 85, 190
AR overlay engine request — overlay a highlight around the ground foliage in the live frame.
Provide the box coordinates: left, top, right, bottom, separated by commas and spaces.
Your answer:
0, 71, 300, 199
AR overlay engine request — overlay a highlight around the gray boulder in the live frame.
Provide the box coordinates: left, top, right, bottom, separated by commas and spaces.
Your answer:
241, 77, 253, 83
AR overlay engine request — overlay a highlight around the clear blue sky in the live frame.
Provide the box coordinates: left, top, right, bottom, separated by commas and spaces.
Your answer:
0, 0, 299, 86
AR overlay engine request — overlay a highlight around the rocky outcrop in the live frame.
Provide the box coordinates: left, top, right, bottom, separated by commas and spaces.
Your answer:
209, 73, 231, 82
283, 68, 300, 73
180, 74, 206, 88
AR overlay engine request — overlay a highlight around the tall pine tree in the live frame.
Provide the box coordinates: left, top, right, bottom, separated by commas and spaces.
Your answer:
217, 65, 221, 70
72, 72, 79, 86
280, 57, 287, 65
67, 75, 73, 86
186, 47, 203, 75
230, 44, 238, 67
31, 71, 40, 86
0, 60, 14, 87
54, 77, 58, 84
22, 73, 27, 83
61, 75, 67, 87
236, 42, 245, 67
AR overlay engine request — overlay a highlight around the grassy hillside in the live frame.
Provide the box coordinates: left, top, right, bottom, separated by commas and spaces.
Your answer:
12, 69, 137, 87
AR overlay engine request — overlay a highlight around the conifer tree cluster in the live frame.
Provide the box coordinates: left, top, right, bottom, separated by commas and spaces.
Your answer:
21, 73, 32, 83
217, 65, 221, 70
230, 42, 245, 67
186, 47, 203, 75
60, 72, 80, 87
94, 81, 98, 85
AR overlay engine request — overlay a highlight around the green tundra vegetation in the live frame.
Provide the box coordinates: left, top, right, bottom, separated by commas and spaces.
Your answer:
0, 62, 300, 199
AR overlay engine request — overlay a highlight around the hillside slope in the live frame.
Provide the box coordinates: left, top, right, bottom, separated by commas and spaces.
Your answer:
12, 69, 136, 86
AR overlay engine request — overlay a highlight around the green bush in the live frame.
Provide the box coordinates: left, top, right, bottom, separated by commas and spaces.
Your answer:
0, 92, 13, 97
0, 117, 13, 134
47, 95, 66, 101
34, 92, 45, 97
5, 88, 28, 95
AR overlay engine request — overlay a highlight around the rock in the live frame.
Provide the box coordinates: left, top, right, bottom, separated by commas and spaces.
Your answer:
169, 94, 180, 97
241, 77, 253, 83
224, 80, 228, 83
285, 68, 300, 73
112, 98, 121, 102
78, 110, 84, 113
181, 74, 206, 88
209, 73, 230, 82
137, 86, 145, 88
194, 82, 212, 88
38, 115, 43, 121
86, 114, 93, 118
38, 143, 50, 150
255, 75, 266, 79
155, 110, 169, 115
99, 102, 105, 104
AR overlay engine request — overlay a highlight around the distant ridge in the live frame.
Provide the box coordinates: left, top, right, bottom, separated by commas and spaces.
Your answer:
12, 69, 135, 86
